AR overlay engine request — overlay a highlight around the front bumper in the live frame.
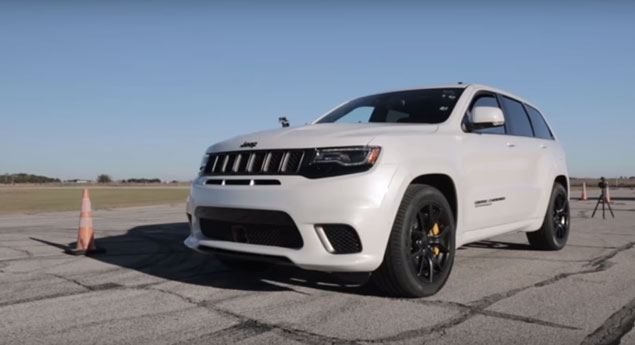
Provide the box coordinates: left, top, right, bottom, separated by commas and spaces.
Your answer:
185, 164, 401, 272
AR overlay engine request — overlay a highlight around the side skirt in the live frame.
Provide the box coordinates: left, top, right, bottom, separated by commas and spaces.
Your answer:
456, 218, 542, 247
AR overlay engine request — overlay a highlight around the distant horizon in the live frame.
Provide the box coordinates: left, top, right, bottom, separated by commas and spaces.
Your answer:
0, 172, 188, 183
2, 1, 634, 179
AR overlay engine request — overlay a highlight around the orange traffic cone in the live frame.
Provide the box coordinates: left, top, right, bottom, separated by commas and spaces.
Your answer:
580, 182, 588, 201
604, 184, 611, 204
65, 189, 105, 255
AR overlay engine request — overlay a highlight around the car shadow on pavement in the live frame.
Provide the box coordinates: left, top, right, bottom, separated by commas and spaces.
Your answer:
463, 239, 539, 251
40, 222, 384, 296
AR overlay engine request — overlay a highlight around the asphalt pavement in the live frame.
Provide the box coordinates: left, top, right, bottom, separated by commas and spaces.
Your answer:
1, 190, 634, 344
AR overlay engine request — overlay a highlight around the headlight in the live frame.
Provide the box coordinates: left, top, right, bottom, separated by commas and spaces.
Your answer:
311, 146, 381, 166
198, 153, 210, 175
300, 146, 381, 178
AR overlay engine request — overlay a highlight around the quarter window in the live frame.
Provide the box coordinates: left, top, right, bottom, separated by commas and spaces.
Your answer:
501, 96, 534, 137
525, 105, 553, 140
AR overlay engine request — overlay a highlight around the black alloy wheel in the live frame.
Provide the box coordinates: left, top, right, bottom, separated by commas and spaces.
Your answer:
527, 183, 570, 250
409, 202, 452, 283
552, 192, 570, 244
372, 184, 456, 297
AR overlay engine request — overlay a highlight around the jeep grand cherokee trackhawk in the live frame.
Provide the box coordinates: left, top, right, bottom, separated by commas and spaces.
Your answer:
185, 84, 570, 297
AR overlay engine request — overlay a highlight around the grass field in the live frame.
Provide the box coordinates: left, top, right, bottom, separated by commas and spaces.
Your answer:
0, 186, 189, 215
2, 184, 631, 216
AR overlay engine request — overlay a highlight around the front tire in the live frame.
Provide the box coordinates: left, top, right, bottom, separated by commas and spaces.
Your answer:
526, 183, 570, 250
372, 184, 456, 297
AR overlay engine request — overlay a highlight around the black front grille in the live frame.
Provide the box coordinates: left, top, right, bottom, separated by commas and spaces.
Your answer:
321, 224, 362, 254
196, 207, 303, 249
204, 149, 313, 176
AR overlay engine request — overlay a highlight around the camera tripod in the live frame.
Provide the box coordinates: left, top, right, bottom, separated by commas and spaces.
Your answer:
591, 189, 614, 219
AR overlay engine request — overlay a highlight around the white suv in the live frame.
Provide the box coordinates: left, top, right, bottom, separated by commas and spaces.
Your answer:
185, 83, 570, 297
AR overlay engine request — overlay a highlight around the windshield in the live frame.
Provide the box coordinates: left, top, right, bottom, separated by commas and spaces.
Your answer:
317, 88, 464, 124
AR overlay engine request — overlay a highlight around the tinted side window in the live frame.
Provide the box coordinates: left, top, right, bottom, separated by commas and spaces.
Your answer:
469, 95, 505, 135
501, 96, 533, 137
525, 105, 553, 140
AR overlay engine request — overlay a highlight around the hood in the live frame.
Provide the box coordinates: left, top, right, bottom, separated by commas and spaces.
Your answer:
207, 123, 439, 153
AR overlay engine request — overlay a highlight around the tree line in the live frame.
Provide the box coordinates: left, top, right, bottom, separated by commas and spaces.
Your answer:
1, 173, 168, 184
121, 178, 162, 184
1, 173, 61, 184
97, 174, 162, 184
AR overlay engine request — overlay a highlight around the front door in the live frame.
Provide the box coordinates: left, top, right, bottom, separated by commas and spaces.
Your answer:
460, 93, 533, 231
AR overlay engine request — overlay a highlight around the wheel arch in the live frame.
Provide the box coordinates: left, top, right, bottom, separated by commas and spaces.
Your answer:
554, 175, 569, 196
409, 174, 458, 224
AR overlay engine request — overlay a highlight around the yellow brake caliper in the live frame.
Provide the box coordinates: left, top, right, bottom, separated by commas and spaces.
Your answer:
429, 223, 440, 256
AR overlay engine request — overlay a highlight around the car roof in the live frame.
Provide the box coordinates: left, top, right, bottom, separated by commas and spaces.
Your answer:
466, 84, 541, 110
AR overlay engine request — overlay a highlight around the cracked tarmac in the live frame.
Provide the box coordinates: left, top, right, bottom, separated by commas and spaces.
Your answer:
1, 190, 634, 344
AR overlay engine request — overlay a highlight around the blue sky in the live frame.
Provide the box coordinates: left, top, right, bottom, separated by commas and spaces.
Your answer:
1, 1, 634, 180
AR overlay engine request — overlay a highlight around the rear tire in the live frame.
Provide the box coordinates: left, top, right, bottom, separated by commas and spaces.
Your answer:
526, 183, 570, 250
372, 184, 456, 297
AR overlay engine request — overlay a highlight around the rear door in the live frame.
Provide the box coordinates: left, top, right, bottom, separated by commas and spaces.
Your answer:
497, 95, 543, 222
524, 104, 558, 219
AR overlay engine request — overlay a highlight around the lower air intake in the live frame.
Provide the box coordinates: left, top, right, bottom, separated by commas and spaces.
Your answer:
321, 224, 362, 254
196, 207, 303, 249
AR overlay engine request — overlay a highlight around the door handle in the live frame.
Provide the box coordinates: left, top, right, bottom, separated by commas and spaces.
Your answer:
540, 144, 548, 149
506, 142, 516, 148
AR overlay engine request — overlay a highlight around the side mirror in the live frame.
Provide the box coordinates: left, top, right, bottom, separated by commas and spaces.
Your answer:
469, 106, 505, 129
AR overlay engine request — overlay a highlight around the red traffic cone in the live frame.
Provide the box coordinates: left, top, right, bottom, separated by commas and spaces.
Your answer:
580, 182, 588, 201
65, 189, 105, 255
